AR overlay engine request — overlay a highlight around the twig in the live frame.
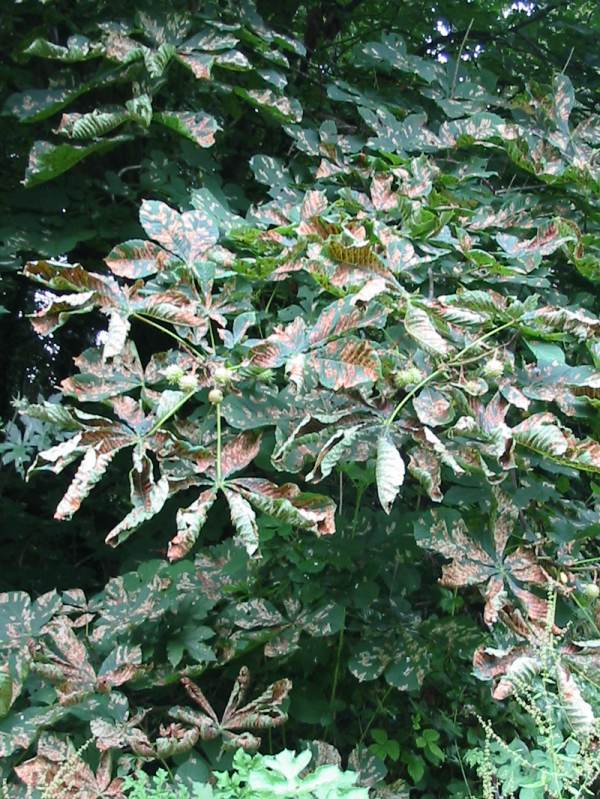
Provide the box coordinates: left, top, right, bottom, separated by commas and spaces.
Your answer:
451, 18, 473, 98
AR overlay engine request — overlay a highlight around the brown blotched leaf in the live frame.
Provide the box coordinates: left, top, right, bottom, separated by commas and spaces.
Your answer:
415, 490, 548, 625
169, 667, 291, 751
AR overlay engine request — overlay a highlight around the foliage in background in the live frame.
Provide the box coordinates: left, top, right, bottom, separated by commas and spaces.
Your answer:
2, 1, 600, 798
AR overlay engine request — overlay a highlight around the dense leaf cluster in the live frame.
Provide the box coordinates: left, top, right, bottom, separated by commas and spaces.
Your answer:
2, 1, 600, 797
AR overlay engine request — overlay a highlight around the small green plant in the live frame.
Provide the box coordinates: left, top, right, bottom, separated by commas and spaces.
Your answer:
123, 748, 369, 799
469, 595, 600, 798
368, 729, 400, 764
123, 769, 209, 799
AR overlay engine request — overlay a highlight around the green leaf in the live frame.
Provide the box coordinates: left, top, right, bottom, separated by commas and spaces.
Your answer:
24, 137, 131, 187
24, 35, 104, 62
154, 111, 220, 148
57, 109, 129, 139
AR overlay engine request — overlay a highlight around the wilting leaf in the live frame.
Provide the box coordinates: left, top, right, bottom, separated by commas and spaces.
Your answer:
376, 434, 405, 514
168, 489, 218, 562
224, 489, 259, 557
169, 667, 291, 751
404, 303, 451, 356
233, 478, 336, 536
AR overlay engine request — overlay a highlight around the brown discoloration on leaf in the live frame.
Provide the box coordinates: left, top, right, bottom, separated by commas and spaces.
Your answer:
309, 296, 386, 345
371, 174, 397, 211
234, 477, 336, 535
415, 495, 547, 626
54, 448, 115, 520
219, 431, 262, 479
251, 317, 307, 368
168, 488, 218, 561
413, 388, 453, 427
171, 668, 291, 752
105, 239, 173, 278
300, 190, 327, 220
224, 489, 259, 557
29, 618, 96, 704
312, 338, 380, 390
16, 740, 123, 797
61, 342, 144, 401
177, 52, 214, 78
139, 200, 218, 263
408, 447, 443, 502
155, 111, 219, 148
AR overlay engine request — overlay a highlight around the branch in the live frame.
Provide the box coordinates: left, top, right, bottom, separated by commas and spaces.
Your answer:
418, 0, 571, 56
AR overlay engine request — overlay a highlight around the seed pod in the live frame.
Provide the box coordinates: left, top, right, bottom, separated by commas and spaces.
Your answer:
164, 364, 185, 385
179, 374, 199, 393
214, 366, 233, 385
582, 583, 600, 600
393, 367, 424, 389
482, 357, 504, 380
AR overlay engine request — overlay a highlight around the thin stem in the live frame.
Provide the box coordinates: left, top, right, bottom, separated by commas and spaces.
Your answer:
385, 319, 515, 429
358, 685, 393, 746
208, 321, 217, 352
351, 485, 365, 538
329, 621, 346, 717
451, 18, 474, 98
571, 591, 600, 637
148, 390, 195, 436
133, 313, 203, 363
216, 401, 223, 486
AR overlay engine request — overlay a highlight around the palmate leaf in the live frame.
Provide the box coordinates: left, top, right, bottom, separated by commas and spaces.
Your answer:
24, 259, 209, 356
15, 735, 123, 797
28, 618, 142, 704
166, 430, 335, 560
169, 667, 291, 752
225, 597, 345, 658
474, 640, 598, 732
0, 706, 68, 758
414, 493, 548, 626
251, 295, 385, 390
29, 399, 173, 547
0, 591, 61, 650
348, 627, 431, 692
90, 712, 153, 755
